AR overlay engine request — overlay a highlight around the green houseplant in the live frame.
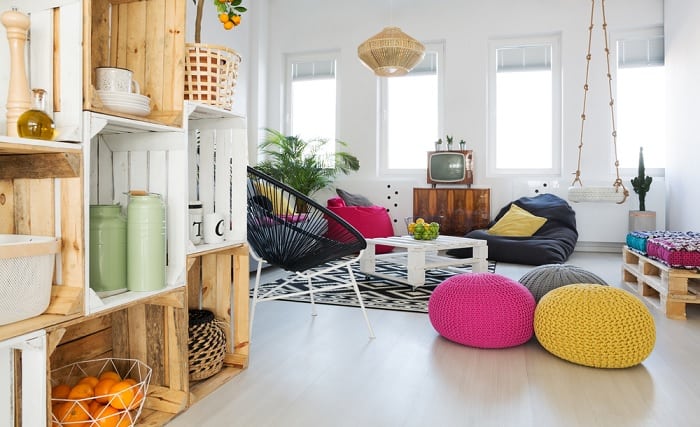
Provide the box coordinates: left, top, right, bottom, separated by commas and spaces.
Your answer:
254, 128, 360, 197
628, 147, 656, 231
631, 147, 653, 211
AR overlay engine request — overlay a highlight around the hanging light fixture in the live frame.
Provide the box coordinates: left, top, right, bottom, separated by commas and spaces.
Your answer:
358, 26, 426, 77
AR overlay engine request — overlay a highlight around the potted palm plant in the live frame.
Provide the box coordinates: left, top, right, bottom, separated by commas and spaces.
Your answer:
254, 128, 360, 198
629, 147, 656, 232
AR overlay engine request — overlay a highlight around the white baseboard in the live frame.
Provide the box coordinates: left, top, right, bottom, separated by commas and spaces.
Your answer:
574, 241, 624, 253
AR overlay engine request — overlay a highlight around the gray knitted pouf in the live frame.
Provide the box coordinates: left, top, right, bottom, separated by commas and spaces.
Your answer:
519, 264, 608, 302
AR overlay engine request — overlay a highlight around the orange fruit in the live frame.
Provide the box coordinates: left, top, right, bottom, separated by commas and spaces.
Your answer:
232, 15, 241, 25
54, 400, 91, 426
68, 382, 95, 400
123, 378, 144, 409
108, 380, 134, 410
78, 375, 100, 388
91, 404, 124, 427
52, 383, 71, 399
99, 371, 122, 382
223, 20, 234, 30
94, 378, 118, 404
218, 13, 229, 23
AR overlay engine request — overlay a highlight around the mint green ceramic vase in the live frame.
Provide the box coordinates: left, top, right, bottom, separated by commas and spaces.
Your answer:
127, 193, 166, 292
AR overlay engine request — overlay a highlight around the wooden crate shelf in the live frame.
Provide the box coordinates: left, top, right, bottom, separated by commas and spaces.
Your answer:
621, 246, 700, 319
48, 287, 189, 426
0, 138, 85, 342
83, 0, 186, 127
186, 242, 250, 405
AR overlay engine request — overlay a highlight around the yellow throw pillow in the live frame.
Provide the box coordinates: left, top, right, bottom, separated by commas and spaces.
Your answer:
487, 204, 547, 237
254, 183, 294, 215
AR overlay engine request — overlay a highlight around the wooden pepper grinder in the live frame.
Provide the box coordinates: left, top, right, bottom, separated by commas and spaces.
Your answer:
2, 8, 31, 137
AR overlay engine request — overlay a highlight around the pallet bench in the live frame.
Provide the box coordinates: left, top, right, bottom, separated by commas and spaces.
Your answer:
622, 246, 700, 319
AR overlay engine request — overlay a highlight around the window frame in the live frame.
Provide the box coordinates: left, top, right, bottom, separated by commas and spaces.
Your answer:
487, 34, 562, 177
283, 50, 341, 143
377, 40, 445, 176
612, 26, 665, 177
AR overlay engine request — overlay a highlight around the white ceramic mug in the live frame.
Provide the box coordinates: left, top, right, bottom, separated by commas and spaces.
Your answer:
203, 213, 225, 244
189, 201, 203, 245
96, 67, 140, 94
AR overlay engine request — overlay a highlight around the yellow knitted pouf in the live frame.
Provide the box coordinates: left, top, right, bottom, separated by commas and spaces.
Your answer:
534, 284, 656, 368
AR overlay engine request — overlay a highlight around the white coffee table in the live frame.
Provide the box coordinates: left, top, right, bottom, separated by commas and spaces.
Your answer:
359, 235, 488, 287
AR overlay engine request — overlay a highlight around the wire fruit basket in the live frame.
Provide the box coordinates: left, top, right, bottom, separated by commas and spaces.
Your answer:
51, 358, 151, 427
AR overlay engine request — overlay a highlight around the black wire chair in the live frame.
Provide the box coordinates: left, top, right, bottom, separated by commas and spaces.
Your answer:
247, 166, 375, 338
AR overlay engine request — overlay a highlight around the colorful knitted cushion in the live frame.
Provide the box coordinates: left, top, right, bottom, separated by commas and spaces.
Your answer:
646, 233, 700, 269
534, 284, 655, 368
626, 230, 686, 255
518, 264, 607, 303
428, 273, 535, 349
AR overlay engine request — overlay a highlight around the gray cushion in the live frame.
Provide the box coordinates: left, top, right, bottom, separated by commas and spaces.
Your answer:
519, 264, 608, 302
336, 188, 373, 207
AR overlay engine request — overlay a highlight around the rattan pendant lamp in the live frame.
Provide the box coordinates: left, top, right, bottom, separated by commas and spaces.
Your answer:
357, 2, 425, 77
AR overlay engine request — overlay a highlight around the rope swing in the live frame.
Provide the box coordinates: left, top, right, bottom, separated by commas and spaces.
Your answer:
568, 0, 629, 204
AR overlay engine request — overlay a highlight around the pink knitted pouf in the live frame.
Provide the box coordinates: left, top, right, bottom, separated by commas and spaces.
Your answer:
428, 273, 536, 348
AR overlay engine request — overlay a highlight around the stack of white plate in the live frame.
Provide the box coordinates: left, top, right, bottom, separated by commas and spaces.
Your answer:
96, 90, 151, 117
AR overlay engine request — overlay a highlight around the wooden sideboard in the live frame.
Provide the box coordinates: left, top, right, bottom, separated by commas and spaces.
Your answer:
413, 188, 491, 236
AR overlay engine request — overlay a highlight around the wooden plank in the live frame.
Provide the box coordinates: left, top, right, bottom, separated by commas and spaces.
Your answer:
0, 153, 80, 179
29, 179, 54, 236
60, 176, 85, 292
46, 328, 66, 357
0, 179, 14, 233
51, 328, 113, 368
141, 384, 188, 414
44, 285, 83, 315
145, 305, 166, 387
164, 302, 188, 397
56, 315, 112, 345
0, 313, 82, 343
188, 366, 243, 404
231, 245, 249, 363
125, 1, 147, 90
145, 0, 166, 111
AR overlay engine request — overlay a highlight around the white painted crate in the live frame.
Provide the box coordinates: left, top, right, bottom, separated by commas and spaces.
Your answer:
187, 104, 248, 244
0, 330, 47, 427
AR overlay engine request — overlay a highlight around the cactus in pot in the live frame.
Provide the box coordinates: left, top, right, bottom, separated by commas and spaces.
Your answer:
630, 147, 653, 211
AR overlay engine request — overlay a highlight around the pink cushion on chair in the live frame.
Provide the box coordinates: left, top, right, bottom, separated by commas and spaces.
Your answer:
326, 197, 395, 254
428, 273, 536, 349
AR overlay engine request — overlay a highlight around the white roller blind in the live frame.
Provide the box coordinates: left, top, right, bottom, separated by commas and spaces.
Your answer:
617, 35, 664, 68
497, 45, 551, 72
409, 51, 438, 75
291, 59, 335, 81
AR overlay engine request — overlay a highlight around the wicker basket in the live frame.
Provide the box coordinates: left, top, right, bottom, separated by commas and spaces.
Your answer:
0, 234, 60, 325
184, 43, 241, 110
188, 309, 226, 381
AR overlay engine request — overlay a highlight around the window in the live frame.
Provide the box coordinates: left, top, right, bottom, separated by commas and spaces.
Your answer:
488, 36, 561, 175
285, 52, 338, 166
379, 42, 444, 172
615, 29, 665, 171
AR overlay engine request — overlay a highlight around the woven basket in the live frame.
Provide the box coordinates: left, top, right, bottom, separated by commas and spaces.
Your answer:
184, 43, 241, 110
188, 309, 226, 381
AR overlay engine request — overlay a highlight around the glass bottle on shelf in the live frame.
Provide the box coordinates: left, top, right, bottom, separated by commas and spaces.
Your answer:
17, 88, 56, 140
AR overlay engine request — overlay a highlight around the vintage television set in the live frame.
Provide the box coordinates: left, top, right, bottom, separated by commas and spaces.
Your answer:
427, 150, 473, 187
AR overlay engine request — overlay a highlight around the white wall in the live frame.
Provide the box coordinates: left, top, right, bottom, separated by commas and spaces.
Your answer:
665, 0, 700, 232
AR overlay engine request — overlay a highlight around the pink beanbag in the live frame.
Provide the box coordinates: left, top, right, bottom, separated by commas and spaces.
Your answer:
326, 197, 394, 254
428, 273, 536, 348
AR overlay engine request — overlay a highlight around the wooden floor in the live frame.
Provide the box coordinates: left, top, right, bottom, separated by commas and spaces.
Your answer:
167, 251, 700, 426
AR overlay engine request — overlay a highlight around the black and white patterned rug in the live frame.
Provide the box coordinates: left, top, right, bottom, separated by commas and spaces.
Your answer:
253, 260, 496, 313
